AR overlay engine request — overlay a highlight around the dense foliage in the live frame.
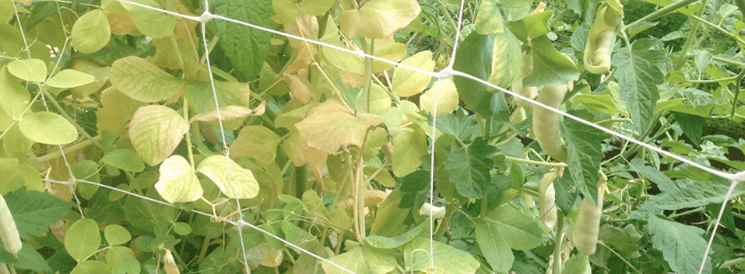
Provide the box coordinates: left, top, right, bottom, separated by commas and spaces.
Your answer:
1, 0, 745, 273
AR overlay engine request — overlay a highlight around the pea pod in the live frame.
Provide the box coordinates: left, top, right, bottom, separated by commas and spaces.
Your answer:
539, 167, 562, 229
532, 83, 571, 163
584, 3, 623, 74
571, 171, 607, 255
0, 194, 21, 258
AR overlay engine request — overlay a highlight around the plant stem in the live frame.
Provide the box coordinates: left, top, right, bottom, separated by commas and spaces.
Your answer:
506, 156, 568, 167
37, 135, 102, 162
197, 236, 211, 264
623, 0, 698, 32
433, 205, 454, 241
668, 207, 705, 219
183, 98, 196, 169
689, 14, 745, 45
295, 165, 307, 199
437, 0, 458, 39
552, 212, 564, 274
673, 0, 707, 70
729, 68, 745, 121
598, 241, 642, 273
361, 39, 375, 113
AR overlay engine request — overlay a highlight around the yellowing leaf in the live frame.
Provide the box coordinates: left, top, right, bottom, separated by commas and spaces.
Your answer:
271, 0, 297, 25
356, 83, 392, 115
120, 0, 176, 38
46, 70, 96, 89
71, 9, 111, 53
128, 105, 190, 166
70, 59, 110, 98
155, 155, 202, 203
191, 101, 266, 123
19, 111, 78, 145
338, 0, 421, 39
109, 56, 185, 102
372, 38, 407, 72
295, 94, 386, 154
299, 0, 335, 16
7, 59, 47, 82
96, 87, 146, 136
229, 125, 282, 165
284, 14, 319, 74
419, 78, 459, 116
392, 126, 426, 177
0, 66, 30, 119
392, 51, 435, 97
197, 155, 260, 199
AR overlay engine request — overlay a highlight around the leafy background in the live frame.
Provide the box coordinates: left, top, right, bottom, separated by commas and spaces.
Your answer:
0, 0, 745, 273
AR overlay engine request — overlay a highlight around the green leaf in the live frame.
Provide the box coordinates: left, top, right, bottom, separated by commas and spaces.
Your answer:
7, 59, 47, 82
475, 220, 513, 272
71, 260, 111, 274
120, 0, 175, 38
338, 0, 420, 40
0, 24, 50, 63
434, 112, 478, 143
321, 244, 397, 274
197, 155, 260, 199
403, 237, 480, 274
672, 112, 704, 146
125, 189, 176, 231
391, 125, 427, 177
504, 10, 551, 42
155, 155, 203, 203
561, 111, 609, 204
46, 69, 96, 90
70, 9, 111, 53
648, 215, 711, 274
18, 111, 78, 145
629, 158, 678, 193
0, 66, 30, 119
612, 45, 668, 131
524, 36, 580, 86
639, 179, 745, 213
109, 56, 186, 103
0, 242, 53, 272
212, 0, 273, 81
298, 0, 336, 16
484, 205, 543, 250
105, 246, 139, 273
172, 222, 192, 236
65, 218, 102, 262
0, 0, 12, 24
474, 0, 504, 34
573, 94, 626, 116
4, 189, 72, 240
229, 125, 281, 165
72, 160, 101, 200
366, 222, 426, 249
445, 138, 496, 199
563, 254, 591, 274
101, 149, 146, 173
26, 1, 68, 30
128, 105, 190, 166
599, 224, 641, 259
104, 225, 132, 246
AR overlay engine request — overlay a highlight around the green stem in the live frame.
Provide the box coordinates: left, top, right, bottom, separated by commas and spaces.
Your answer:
673, 0, 707, 70
197, 236, 211, 264
684, 76, 739, 83
552, 212, 564, 274
484, 116, 492, 140
478, 194, 488, 221
729, 69, 745, 121
689, 14, 745, 45
433, 205, 454, 241
183, 98, 196, 170
623, 0, 698, 32
295, 165, 307, 199
361, 39, 375, 113
598, 241, 642, 273
668, 207, 706, 219
506, 156, 568, 167
437, 0, 458, 38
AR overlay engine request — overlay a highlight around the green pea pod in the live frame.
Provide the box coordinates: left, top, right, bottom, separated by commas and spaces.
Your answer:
584, 3, 623, 74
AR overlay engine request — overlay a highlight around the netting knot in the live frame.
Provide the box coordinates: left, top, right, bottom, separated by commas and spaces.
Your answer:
199, 12, 212, 24
437, 67, 455, 80
730, 171, 745, 183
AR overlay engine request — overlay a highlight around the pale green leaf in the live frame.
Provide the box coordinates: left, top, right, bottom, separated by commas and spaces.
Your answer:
18, 111, 78, 145
0, 66, 30, 119
109, 56, 186, 103
524, 36, 580, 87
197, 155, 260, 199
105, 246, 139, 273
484, 205, 543, 250
65, 218, 102, 262
155, 155, 202, 203
229, 125, 281, 165
640, 179, 745, 213
648, 215, 711, 274
128, 105, 190, 166
563, 254, 591, 274
299, 0, 335, 16
474, 0, 504, 34
356, 83, 392, 115
45, 69, 96, 89
0, 0, 12, 23
403, 237, 480, 274
338, 0, 420, 39
101, 149, 145, 173
391, 126, 427, 177
7, 59, 46, 82
72, 160, 101, 200
392, 51, 435, 97
1, 124, 32, 161
562, 111, 610, 204
322, 245, 397, 274
71, 9, 111, 53
104, 225, 131, 246
120, 0, 175, 38
366, 222, 426, 249
173, 222, 192, 235
70, 260, 111, 274
420, 77, 459, 117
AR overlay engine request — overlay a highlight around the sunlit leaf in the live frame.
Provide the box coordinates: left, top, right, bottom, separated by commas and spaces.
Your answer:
71, 9, 111, 53
420, 78, 459, 116
18, 111, 78, 145
403, 237, 480, 274
474, 0, 504, 34
197, 155, 260, 199
45, 69, 96, 89
109, 56, 186, 102
356, 83, 392, 114
120, 0, 175, 38
191, 101, 266, 123
72, 160, 101, 200
338, 0, 420, 39
0, 66, 30, 119
95, 87, 146, 136
155, 155, 202, 203
129, 105, 190, 166
229, 125, 281, 165
322, 245, 397, 274
391, 126, 427, 177
392, 51, 435, 97
101, 149, 145, 173
65, 219, 101, 262
7, 59, 46, 82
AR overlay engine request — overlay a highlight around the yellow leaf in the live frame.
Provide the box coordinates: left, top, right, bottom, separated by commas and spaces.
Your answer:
392, 125, 427, 177
419, 78, 459, 116
392, 51, 435, 97
155, 155, 202, 203
190, 101, 266, 123
338, 0, 421, 39
284, 14, 319, 74
229, 125, 282, 165
96, 87, 146, 136
197, 155, 260, 199
356, 83, 392, 115
128, 105, 190, 166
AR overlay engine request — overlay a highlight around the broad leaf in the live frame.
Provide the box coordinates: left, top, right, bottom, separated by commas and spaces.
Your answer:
65, 219, 101, 262
18, 111, 78, 145
403, 237, 480, 274
96, 87, 146, 136
338, 0, 420, 39
120, 0, 175, 38
648, 215, 711, 274
366, 222, 426, 249
104, 225, 132, 246
391, 51, 435, 97
128, 105, 190, 166
420, 78, 459, 116
70, 9, 111, 53
321, 244, 397, 274
109, 56, 185, 102
229, 125, 281, 165
612, 45, 667, 131
46, 69, 96, 90
73, 160, 101, 200
7, 58, 46, 82
474, 0, 504, 34
639, 179, 745, 213
197, 155, 260, 199
0, 242, 52, 272
155, 155, 202, 203
212, 0, 273, 81
561, 111, 609, 204
0, 66, 30, 119
524, 36, 580, 86
445, 138, 496, 199
101, 149, 145, 173
391, 125, 427, 177
3, 189, 72, 240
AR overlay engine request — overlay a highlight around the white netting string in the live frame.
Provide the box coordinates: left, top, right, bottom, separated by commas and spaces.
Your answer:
6, 1, 742, 273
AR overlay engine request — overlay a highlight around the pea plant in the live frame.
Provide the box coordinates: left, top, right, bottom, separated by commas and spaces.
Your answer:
0, 0, 744, 273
